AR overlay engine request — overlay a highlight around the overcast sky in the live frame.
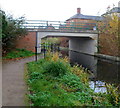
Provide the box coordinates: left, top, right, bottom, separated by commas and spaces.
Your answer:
1, 0, 119, 21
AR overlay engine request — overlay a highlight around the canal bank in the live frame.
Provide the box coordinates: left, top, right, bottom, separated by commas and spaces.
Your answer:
59, 49, 120, 93
61, 46, 120, 62
26, 52, 120, 106
94, 54, 120, 62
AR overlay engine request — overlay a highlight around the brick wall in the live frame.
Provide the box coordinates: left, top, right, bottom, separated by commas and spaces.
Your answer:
66, 18, 96, 30
15, 31, 36, 52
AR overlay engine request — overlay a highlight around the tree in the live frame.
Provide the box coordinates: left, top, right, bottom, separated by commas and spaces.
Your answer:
1, 10, 28, 55
98, 13, 120, 57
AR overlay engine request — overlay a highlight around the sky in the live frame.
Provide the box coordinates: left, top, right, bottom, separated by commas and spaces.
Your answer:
0, 0, 120, 21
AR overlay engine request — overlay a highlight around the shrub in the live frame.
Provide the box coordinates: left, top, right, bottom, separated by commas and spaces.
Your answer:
43, 60, 69, 77
1, 10, 27, 55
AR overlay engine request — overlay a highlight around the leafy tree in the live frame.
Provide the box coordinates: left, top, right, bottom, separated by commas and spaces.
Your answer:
1, 10, 27, 55
98, 13, 120, 57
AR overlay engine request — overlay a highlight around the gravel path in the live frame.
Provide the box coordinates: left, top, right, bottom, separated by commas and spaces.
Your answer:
2, 55, 43, 106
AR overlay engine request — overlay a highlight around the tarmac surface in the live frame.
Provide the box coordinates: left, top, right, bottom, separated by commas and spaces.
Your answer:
2, 55, 43, 106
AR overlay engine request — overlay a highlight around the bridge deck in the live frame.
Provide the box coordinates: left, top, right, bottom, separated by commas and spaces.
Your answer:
24, 20, 98, 33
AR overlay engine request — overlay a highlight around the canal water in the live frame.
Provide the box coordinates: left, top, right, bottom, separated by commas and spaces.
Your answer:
60, 50, 120, 93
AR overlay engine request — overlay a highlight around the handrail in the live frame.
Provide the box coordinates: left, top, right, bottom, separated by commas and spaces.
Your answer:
25, 20, 96, 25
23, 20, 98, 32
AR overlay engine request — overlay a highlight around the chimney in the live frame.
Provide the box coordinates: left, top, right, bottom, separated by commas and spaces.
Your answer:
77, 8, 81, 14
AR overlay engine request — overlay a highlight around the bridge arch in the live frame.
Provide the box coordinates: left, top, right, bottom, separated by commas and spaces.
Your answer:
36, 31, 98, 55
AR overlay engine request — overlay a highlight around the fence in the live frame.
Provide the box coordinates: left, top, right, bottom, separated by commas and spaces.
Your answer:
35, 43, 60, 61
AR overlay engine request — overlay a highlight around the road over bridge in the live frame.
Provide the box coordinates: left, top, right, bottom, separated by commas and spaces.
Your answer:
24, 20, 98, 55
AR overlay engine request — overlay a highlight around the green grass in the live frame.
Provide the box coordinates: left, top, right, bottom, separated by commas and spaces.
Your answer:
3, 48, 35, 59
26, 53, 120, 106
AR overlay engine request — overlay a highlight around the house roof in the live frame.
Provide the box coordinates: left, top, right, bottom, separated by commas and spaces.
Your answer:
66, 13, 103, 21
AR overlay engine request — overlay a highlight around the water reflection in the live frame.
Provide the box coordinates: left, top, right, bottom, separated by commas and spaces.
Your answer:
96, 59, 120, 85
69, 51, 97, 78
60, 50, 120, 93
89, 81, 107, 93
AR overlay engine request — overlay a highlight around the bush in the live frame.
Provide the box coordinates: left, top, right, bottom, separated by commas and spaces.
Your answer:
1, 10, 27, 55
43, 60, 69, 77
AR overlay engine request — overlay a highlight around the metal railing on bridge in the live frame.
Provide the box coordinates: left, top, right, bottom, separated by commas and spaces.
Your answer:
23, 20, 98, 32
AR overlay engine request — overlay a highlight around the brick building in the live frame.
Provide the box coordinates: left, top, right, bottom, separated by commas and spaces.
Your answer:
66, 8, 102, 30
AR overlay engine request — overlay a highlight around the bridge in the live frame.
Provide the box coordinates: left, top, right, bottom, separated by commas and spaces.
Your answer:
23, 20, 99, 55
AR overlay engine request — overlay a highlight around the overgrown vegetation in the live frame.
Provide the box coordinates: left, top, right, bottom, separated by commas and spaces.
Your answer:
1, 10, 27, 55
3, 49, 34, 59
26, 52, 120, 106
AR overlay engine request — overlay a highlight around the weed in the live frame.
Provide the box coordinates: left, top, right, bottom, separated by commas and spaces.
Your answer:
51, 52, 59, 62
71, 65, 89, 85
62, 56, 69, 63
105, 83, 120, 106
45, 49, 53, 61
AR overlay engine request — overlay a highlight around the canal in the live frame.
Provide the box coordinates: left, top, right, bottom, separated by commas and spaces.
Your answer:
60, 50, 120, 93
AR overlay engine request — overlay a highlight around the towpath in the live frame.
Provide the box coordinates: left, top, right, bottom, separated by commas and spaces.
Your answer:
2, 55, 43, 106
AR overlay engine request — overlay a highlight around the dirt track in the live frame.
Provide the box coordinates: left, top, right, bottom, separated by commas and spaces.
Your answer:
2, 55, 43, 106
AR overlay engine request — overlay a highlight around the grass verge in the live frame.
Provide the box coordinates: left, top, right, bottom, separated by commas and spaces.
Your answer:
24, 64, 31, 106
3, 49, 35, 60
26, 52, 120, 106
